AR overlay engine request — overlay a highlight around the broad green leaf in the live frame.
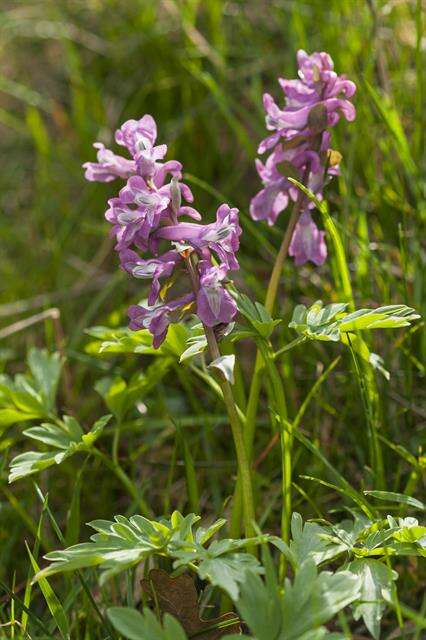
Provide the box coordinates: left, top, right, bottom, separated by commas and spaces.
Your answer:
0, 349, 62, 430
281, 560, 361, 639
85, 326, 157, 355
27, 348, 62, 413
348, 559, 397, 639
195, 518, 226, 545
107, 607, 147, 640
289, 513, 347, 567
107, 607, 187, 640
173, 536, 268, 600
179, 325, 207, 362
392, 518, 426, 545
289, 301, 342, 342
0, 379, 47, 430
0, 406, 43, 429
197, 552, 262, 600
233, 570, 282, 640
234, 560, 360, 640
338, 305, 420, 332
9, 414, 111, 482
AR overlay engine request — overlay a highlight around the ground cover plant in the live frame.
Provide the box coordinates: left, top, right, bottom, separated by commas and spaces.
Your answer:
0, 1, 425, 638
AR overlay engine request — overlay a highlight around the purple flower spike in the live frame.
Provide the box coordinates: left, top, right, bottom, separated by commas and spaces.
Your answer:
197, 261, 237, 327
85, 114, 241, 347
251, 50, 355, 266
83, 143, 136, 182
288, 211, 327, 266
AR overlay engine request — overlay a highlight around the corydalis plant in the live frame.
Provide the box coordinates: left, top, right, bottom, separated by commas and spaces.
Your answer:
250, 49, 356, 265
84, 115, 240, 347
84, 116, 255, 539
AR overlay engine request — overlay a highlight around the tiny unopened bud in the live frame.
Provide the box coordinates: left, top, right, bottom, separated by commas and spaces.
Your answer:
171, 176, 181, 214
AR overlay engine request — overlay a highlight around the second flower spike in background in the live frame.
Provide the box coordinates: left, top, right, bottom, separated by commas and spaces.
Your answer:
250, 49, 356, 266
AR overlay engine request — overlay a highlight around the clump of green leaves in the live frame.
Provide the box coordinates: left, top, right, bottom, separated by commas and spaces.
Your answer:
9, 414, 111, 482
289, 301, 420, 342
34, 511, 267, 597
0, 348, 62, 432
107, 606, 188, 640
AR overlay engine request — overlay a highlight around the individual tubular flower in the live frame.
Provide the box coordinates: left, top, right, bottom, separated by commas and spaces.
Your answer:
288, 211, 327, 266
128, 294, 195, 349
250, 143, 321, 224
83, 143, 136, 182
156, 204, 242, 270
84, 115, 240, 348
114, 115, 158, 157
250, 50, 356, 265
197, 260, 237, 327
119, 249, 182, 306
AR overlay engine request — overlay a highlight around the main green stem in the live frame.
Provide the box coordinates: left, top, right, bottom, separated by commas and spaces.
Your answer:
204, 326, 256, 539
230, 169, 310, 539
257, 341, 291, 570
184, 252, 255, 539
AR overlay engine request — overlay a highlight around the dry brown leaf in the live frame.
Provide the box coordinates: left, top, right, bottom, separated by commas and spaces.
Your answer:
141, 568, 241, 639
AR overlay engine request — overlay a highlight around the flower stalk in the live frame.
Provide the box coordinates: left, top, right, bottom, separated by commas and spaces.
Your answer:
84, 114, 255, 537
232, 51, 357, 537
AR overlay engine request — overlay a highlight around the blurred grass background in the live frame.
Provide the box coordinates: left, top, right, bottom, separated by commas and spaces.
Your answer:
0, 0, 425, 621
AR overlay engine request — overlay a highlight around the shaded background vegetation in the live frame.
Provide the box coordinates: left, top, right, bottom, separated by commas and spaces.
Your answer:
0, 0, 424, 634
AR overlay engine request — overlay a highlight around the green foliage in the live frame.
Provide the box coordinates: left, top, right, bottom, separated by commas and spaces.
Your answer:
348, 559, 397, 639
289, 301, 420, 343
35, 511, 268, 597
365, 490, 426, 512
236, 293, 281, 340
95, 359, 172, 421
107, 607, 187, 640
85, 324, 187, 358
26, 348, 62, 413
173, 537, 265, 600
0, 1, 425, 637
26, 543, 70, 640
0, 348, 62, 431
9, 414, 111, 482
233, 558, 360, 640
179, 325, 208, 362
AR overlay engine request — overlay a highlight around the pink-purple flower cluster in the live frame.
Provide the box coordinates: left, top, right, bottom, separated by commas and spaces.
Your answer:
250, 50, 356, 266
84, 116, 240, 347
